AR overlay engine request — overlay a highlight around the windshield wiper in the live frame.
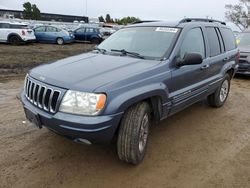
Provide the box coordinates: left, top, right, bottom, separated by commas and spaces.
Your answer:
111, 49, 145, 59
93, 47, 107, 54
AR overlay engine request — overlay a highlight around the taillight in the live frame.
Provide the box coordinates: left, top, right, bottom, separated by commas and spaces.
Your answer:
236, 51, 240, 63
22, 30, 26, 36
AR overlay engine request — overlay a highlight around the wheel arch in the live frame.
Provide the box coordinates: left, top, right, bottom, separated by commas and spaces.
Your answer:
106, 83, 169, 125
226, 68, 235, 79
7, 33, 22, 42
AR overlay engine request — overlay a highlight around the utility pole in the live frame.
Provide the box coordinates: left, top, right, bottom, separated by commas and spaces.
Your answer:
85, 0, 88, 16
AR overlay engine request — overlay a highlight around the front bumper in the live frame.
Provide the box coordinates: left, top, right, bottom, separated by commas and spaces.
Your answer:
21, 91, 123, 144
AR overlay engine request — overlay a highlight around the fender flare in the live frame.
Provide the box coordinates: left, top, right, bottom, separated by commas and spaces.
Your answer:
104, 83, 169, 115
7, 33, 22, 42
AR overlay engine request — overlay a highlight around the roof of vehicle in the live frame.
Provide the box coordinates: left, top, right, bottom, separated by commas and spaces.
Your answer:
242, 29, 250, 33
0, 21, 27, 25
127, 18, 230, 29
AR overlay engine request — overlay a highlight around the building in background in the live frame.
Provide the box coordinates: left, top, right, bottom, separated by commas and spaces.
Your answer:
0, 9, 88, 23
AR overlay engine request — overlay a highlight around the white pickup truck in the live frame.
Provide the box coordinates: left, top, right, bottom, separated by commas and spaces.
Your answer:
0, 21, 36, 44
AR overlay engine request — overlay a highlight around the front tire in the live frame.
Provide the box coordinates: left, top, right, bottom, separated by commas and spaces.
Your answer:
117, 102, 151, 165
91, 38, 100, 44
207, 74, 231, 107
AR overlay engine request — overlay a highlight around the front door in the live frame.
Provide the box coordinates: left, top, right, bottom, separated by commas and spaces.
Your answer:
169, 27, 210, 114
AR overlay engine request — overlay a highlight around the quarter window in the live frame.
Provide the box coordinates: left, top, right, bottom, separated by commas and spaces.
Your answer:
180, 28, 205, 59
220, 28, 236, 51
206, 27, 221, 57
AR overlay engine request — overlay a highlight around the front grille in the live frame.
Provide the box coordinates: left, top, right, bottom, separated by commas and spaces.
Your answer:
24, 76, 61, 113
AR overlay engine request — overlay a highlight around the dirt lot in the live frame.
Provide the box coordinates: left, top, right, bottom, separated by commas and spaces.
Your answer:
0, 43, 94, 76
0, 43, 249, 187
0, 75, 249, 188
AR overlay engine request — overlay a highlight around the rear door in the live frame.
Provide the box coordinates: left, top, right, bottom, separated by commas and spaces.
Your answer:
204, 27, 237, 91
204, 27, 226, 81
0, 23, 10, 41
85, 28, 94, 41
169, 27, 210, 114
45, 26, 58, 42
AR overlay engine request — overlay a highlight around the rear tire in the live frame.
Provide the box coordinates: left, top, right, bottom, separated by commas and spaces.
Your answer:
207, 74, 231, 108
9, 35, 21, 45
117, 102, 151, 165
56, 38, 64, 45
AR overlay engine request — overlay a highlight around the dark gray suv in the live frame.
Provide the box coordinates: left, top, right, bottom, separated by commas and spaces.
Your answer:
237, 30, 250, 75
21, 18, 239, 164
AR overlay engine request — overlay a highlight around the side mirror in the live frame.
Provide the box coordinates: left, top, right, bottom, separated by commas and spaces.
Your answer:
177, 53, 203, 67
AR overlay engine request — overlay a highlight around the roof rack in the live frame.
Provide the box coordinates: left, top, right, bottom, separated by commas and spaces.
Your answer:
179, 18, 226, 25
132, 20, 160, 24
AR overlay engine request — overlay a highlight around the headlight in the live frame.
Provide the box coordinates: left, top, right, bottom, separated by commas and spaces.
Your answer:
59, 90, 106, 116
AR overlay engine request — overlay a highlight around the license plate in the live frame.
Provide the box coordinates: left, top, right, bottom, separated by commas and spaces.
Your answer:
24, 108, 42, 128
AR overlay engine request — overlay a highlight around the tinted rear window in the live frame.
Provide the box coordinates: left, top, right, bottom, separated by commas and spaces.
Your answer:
220, 28, 236, 51
0, 23, 10, 28
206, 27, 221, 57
9, 24, 28, 29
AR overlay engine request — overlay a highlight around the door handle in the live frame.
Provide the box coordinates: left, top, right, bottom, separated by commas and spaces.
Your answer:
223, 57, 230, 62
200, 64, 210, 70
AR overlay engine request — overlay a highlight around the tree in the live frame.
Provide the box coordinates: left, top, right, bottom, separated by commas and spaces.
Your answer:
23, 2, 41, 20
105, 14, 112, 23
98, 14, 141, 25
98, 16, 105, 22
23, 2, 32, 19
225, 0, 250, 31
32, 4, 41, 20
115, 16, 141, 25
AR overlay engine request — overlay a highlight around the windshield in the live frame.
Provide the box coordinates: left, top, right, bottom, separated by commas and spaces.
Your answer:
237, 32, 250, 46
98, 26, 180, 59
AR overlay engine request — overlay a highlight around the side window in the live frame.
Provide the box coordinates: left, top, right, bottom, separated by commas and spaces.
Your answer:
86, 28, 94, 33
220, 28, 236, 51
46, 27, 58, 32
35, 27, 46, 32
206, 27, 221, 57
180, 28, 205, 59
76, 28, 85, 33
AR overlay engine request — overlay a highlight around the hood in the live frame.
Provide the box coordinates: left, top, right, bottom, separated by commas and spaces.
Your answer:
239, 45, 250, 53
30, 53, 159, 92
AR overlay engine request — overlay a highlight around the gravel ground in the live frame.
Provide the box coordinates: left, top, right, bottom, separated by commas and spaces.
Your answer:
0, 75, 249, 188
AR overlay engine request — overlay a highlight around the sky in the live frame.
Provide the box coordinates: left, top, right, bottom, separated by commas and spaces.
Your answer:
0, 0, 239, 21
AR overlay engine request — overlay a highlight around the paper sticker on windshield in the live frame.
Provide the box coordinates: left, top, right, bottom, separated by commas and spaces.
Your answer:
155, 27, 178, 33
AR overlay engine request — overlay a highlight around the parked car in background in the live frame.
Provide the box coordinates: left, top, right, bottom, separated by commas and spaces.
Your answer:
0, 21, 36, 44
236, 30, 250, 75
33, 26, 75, 45
100, 27, 116, 36
73, 27, 103, 44
21, 18, 238, 165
